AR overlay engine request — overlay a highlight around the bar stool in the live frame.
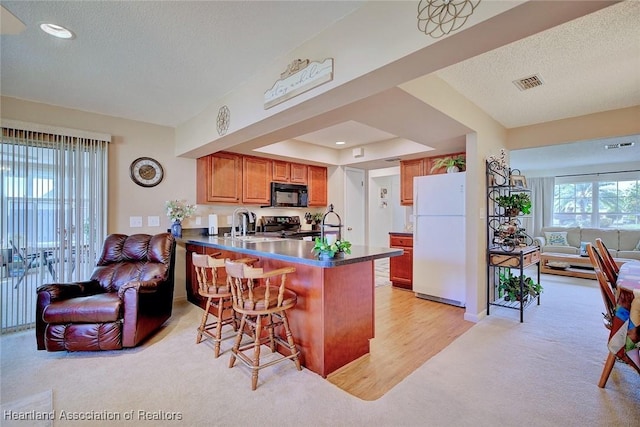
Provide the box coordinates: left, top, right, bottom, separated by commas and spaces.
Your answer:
225, 259, 301, 390
192, 253, 257, 358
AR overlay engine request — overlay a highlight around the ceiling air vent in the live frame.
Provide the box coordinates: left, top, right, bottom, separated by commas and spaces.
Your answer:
385, 158, 401, 162
605, 142, 635, 149
513, 74, 544, 91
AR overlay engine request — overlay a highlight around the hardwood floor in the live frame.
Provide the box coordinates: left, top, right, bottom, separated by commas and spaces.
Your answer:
327, 285, 474, 400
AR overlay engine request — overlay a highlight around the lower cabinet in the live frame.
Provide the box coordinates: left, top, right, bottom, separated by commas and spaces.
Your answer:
389, 233, 413, 290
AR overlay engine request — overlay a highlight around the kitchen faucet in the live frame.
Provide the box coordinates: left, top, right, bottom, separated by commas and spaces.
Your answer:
231, 207, 251, 238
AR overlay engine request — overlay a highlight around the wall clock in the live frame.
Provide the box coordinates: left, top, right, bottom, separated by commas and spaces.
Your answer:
130, 157, 164, 187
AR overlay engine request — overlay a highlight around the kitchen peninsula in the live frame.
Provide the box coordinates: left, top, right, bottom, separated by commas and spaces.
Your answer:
183, 235, 402, 377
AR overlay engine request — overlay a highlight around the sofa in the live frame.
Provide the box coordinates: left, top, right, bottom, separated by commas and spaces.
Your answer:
36, 233, 176, 351
534, 226, 640, 261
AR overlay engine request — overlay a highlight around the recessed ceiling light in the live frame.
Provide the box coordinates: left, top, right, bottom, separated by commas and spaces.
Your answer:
40, 23, 74, 39
335, 141, 345, 145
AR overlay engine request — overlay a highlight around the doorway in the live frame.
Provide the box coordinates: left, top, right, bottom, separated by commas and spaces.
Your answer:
344, 167, 365, 245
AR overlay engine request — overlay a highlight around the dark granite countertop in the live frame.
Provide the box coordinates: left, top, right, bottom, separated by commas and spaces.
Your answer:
389, 231, 413, 236
181, 235, 402, 267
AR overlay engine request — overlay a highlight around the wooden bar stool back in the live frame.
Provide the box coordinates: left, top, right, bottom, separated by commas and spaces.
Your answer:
193, 252, 236, 358
224, 260, 301, 390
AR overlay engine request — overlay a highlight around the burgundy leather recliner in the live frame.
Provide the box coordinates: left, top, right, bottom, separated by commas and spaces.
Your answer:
36, 233, 176, 351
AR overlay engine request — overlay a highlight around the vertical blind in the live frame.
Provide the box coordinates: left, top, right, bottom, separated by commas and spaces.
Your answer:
0, 121, 109, 333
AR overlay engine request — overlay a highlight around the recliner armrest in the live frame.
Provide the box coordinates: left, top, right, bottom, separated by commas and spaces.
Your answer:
36, 281, 103, 302
117, 279, 162, 298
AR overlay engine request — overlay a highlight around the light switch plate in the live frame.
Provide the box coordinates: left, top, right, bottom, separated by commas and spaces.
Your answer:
129, 216, 143, 228
195, 216, 202, 225
147, 216, 160, 227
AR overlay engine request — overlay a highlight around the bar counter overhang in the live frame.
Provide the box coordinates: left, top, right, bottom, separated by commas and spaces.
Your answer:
182, 235, 402, 377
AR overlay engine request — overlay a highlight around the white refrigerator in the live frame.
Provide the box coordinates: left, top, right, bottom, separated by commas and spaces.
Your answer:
412, 172, 466, 307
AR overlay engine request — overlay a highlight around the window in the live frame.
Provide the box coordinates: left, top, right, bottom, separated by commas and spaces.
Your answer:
1, 121, 109, 332
553, 173, 640, 229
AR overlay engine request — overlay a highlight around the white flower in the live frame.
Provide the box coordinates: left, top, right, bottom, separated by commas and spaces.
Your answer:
165, 200, 196, 222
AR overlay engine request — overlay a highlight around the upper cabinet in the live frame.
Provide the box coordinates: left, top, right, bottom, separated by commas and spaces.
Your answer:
197, 152, 326, 206
197, 152, 242, 204
272, 160, 290, 182
272, 160, 308, 184
290, 163, 308, 184
242, 156, 271, 205
307, 165, 328, 207
400, 152, 465, 206
400, 158, 425, 206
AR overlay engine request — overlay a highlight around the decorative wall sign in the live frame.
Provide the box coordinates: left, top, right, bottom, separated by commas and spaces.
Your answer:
264, 58, 334, 109
216, 105, 230, 136
417, 0, 481, 39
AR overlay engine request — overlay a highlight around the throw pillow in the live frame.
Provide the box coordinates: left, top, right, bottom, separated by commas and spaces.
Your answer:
579, 242, 589, 257
545, 231, 569, 246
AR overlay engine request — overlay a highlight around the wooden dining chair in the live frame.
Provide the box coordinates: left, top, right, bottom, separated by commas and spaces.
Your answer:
225, 259, 301, 390
585, 243, 637, 387
586, 244, 616, 329
595, 238, 619, 288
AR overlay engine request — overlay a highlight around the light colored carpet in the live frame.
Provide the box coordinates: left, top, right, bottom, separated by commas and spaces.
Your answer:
1, 273, 638, 426
0, 390, 52, 427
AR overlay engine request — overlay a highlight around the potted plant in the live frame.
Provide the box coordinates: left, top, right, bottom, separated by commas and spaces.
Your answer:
430, 155, 466, 173
498, 269, 542, 301
311, 237, 352, 259
496, 193, 531, 216
312, 213, 324, 230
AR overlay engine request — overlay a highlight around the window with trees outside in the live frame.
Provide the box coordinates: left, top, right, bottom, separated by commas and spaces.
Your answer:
553, 173, 640, 229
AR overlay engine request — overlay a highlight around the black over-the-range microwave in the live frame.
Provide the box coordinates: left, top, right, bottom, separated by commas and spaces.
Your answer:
265, 182, 308, 208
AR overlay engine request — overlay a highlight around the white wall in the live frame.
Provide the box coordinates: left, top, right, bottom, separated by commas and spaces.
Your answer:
368, 167, 405, 248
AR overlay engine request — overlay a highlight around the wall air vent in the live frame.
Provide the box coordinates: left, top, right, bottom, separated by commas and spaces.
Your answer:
605, 142, 635, 149
513, 74, 544, 91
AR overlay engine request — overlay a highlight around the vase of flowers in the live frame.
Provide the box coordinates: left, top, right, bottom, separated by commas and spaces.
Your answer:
165, 200, 197, 237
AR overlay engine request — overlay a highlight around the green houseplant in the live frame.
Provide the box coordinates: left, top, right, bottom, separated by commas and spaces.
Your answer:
430, 155, 466, 173
498, 269, 542, 301
311, 237, 352, 259
496, 193, 531, 216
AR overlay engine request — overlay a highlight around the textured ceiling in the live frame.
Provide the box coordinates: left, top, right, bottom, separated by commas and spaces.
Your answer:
1, 1, 639, 169
0, 1, 364, 127
436, 0, 640, 128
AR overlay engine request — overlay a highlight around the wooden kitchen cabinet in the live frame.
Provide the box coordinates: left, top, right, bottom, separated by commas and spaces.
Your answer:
242, 156, 271, 205
400, 152, 465, 205
307, 165, 328, 206
290, 163, 308, 184
389, 233, 413, 290
196, 152, 242, 204
400, 158, 424, 206
272, 161, 308, 184
197, 152, 327, 206
272, 160, 290, 182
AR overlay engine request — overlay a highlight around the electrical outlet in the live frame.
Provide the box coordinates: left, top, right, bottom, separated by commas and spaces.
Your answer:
226, 215, 233, 224
195, 216, 202, 225
147, 216, 160, 227
129, 216, 143, 228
